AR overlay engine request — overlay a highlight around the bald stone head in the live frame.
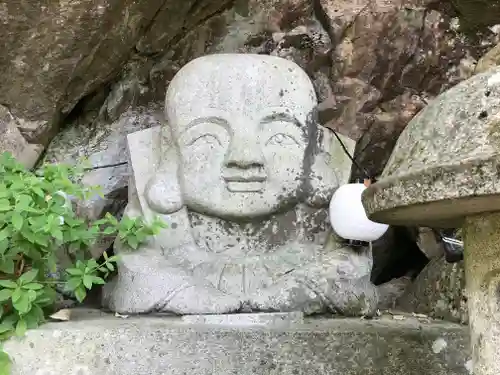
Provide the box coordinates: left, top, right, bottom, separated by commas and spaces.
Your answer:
155, 54, 337, 219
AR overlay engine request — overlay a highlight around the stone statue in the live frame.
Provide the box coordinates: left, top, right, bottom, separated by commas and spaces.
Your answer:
103, 53, 378, 316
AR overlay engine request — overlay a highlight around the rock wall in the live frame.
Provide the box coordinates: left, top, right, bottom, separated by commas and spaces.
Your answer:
3, 0, 500, 316
0, 0, 232, 166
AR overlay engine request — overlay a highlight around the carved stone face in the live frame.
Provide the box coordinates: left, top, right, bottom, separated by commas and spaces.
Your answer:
165, 54, 319, 219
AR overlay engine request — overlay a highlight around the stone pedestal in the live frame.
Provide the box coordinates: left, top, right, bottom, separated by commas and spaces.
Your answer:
464, 212, 500, 375
4, 310, 471, 375
361, 66, 500, 375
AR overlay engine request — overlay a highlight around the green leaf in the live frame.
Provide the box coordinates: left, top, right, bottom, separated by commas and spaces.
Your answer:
107, 255, 119, 263
0, 350, 12, 375
90, 276, 105, 285
0, 199, 11, 212
124, 217, 136, 231
0, 280, 17, 289
0, 288, 12, 302
46, 253, 58, 273
103, 226, 117, 235
127, 236, 139, 250
83, 275, 93, 289
106, 262, 115, 272
0, 228, 10, 242
74, 286, 87, 303
134, 231, 147, 243
16, 194, 32, 209
33, 233, 49, 246
0, 239, 8, 255
65, 268, 83, 276
15, 319, 27, 337
53, 229, 63, 242
11, 288, 21, 303
22, 304, 44, 329
65, 277, 82, 291
27, 290, 37, 303
1, 313, 18, 328
13, 292, 32, 314
86, 259, 99, 270
12, 211, 23, 231
0, 260, 14, 274
18, 269, 38, 284
0, 323, 13, 335
32, 186, 45, 198
34, 296, 51, 305
105, 212, 119, 226
22, 282, 43, 291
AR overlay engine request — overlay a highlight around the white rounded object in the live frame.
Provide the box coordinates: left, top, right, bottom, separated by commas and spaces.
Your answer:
329, 183, 389, 242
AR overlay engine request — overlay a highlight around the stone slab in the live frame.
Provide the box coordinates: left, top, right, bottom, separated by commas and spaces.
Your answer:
362, 66, 500, 227
181, 312, 304, 326
4, 309, 472, 375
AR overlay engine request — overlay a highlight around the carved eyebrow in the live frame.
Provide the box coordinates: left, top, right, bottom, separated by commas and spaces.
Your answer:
182, 116, 229, 134
259, 112, 303, 128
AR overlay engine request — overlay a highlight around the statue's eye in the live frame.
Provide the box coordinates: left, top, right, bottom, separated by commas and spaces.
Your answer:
266, 133, 298, 146
187, 134, 221, 147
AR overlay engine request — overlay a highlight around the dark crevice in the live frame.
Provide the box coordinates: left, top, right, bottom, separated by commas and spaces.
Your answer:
372, 226, 429, 286
62, 84, 112, 129
312, 0, 334, 44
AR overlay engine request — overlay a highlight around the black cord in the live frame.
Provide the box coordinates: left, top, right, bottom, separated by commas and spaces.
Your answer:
83, 161, 128, 171
329, 129, 372, 181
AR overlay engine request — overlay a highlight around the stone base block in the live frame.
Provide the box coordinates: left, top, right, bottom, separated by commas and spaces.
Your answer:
4, 310, 471, 375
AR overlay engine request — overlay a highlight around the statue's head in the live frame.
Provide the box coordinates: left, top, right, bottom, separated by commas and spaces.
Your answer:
146, 54, 348, 219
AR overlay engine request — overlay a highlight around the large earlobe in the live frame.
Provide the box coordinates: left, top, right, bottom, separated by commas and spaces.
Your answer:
305, 128, 355, 208
305, 151, 340, 207
144, 145, 184, 214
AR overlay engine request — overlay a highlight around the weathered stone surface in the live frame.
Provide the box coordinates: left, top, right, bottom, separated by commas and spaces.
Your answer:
416, 227, 445, 259
315, 0, 481, 181
451, 0, 500, 31
463, 212, 500, 375
0, 0, 231, 160
0, 105, 43, 168
39, 0, 500, 292
397, 257, 468, 324
377, 276, 413, 310
363, 66, 500, 227
181, 311, 305, 326
476, 42, 500, 74
103, 54, 380, 317
4, 310, 472, 375
0, 1, 161, 143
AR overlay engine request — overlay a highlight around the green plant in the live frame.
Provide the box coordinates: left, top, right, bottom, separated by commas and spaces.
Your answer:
0, 152, 166, 373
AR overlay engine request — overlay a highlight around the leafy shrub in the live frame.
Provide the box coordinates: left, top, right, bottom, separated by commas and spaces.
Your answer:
0, 152, 166, 374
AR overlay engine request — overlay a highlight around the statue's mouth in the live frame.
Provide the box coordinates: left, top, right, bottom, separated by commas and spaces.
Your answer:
223, 175, 266, 192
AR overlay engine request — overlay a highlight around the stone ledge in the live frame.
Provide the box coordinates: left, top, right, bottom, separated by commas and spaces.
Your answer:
5, 310, 471, 375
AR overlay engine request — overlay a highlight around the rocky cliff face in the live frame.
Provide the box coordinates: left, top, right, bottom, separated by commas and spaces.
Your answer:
2, 0, 500, 318
0, 0, 232, 165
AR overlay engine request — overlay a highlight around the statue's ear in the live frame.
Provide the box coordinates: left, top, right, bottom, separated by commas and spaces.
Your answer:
305, 128, 355, 207
127, 126, 183, 219
144, 148, 184, 214
144, 126, 184, 214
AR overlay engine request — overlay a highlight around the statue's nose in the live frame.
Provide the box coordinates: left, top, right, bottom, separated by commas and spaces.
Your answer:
224, 138, 265, 169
